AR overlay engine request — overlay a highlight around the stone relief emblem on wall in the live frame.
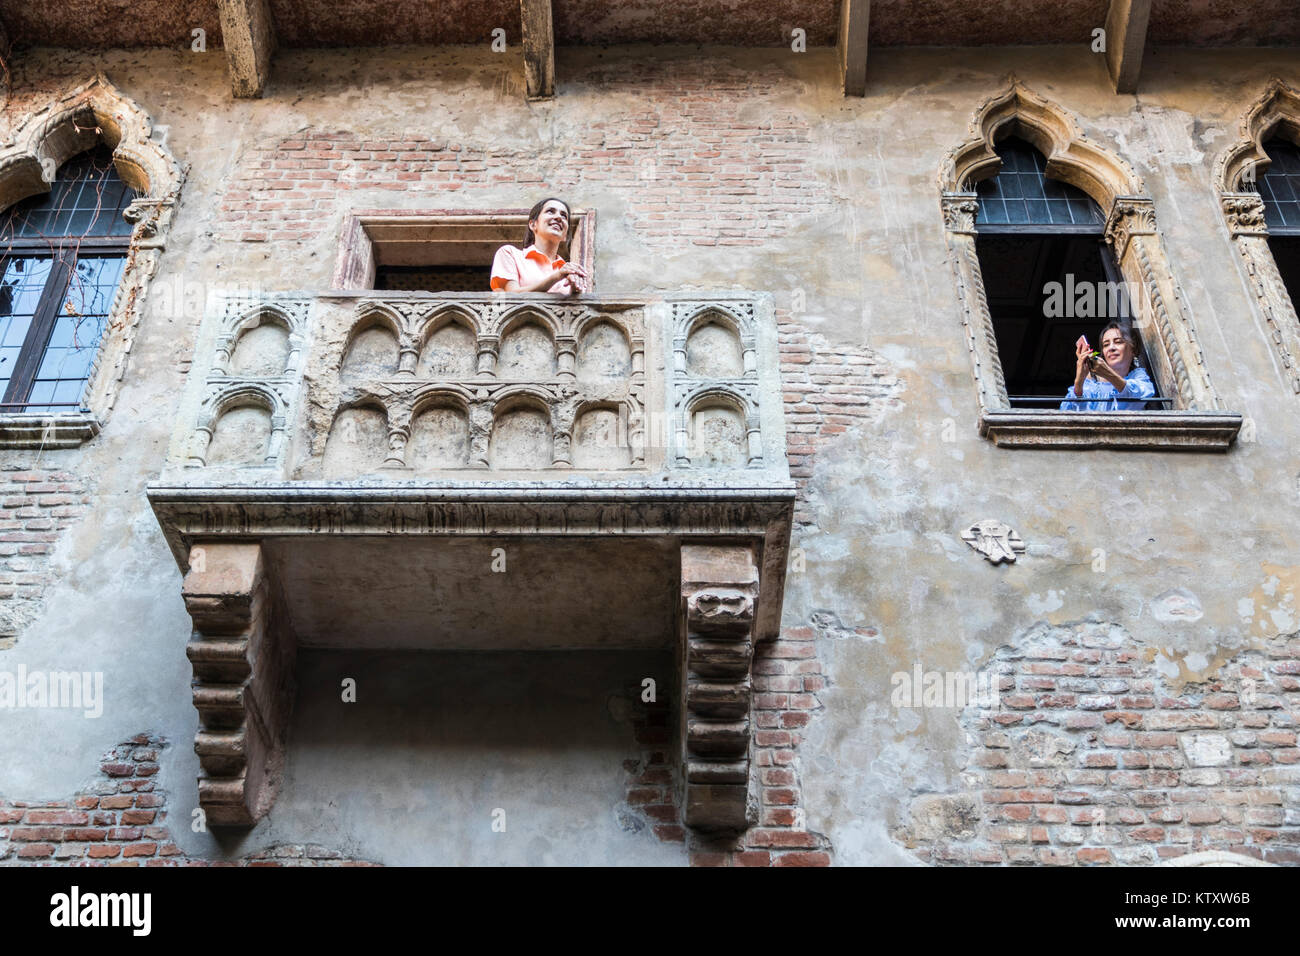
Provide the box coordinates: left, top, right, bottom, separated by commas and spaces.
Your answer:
961, 519, 1026, 564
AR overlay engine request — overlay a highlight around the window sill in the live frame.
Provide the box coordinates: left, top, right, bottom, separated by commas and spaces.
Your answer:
979, 410, 1243, 450
0, 412, 101, 449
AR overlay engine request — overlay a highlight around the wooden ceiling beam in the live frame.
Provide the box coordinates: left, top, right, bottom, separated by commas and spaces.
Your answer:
839, 0, 869, 97
217, 0, 277, 99
1104, 0, 1151, 94
521, 0, 555, 100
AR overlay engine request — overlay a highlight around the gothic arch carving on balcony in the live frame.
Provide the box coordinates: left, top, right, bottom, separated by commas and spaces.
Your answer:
938, 82, 1239, 449
215, 302, 308, 377
1215, 79, 1300, 394
153, 291, 795, 833
677, 383, 762, 468
493, 303, 563, 341
190, 382, 289, 468
0, 74, 187, 443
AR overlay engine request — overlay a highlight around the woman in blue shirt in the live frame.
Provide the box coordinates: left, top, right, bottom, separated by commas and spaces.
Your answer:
1060, 321, 1155, 411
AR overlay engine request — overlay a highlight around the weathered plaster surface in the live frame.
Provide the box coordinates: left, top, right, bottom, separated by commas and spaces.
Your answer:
0, 43, 1298, 863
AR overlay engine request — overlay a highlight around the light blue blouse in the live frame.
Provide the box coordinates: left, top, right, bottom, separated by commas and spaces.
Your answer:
1059, 366, 1155, 411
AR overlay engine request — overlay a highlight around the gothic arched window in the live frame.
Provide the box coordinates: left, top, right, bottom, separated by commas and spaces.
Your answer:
0, 146, 137, 414
1257, 137, 1300, 308
973, 137, 1157, 409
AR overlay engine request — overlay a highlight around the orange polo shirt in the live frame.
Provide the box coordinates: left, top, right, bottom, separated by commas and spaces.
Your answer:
490, 244, 578, 294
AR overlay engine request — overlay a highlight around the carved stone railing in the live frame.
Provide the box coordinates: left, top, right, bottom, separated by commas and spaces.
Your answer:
149, 290, 793, 835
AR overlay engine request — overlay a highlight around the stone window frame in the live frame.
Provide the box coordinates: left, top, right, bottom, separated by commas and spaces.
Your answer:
331, 208, 597, 292
939, 83, 1242, 450
0, 73, 184, 448
1214, 79, 1300, 395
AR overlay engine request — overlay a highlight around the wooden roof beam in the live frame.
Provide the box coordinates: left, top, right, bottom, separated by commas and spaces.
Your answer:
217, 0, 277, 99
839, 0, 869, 97
1104, 0, 1151, 94
521, 0, 555, 100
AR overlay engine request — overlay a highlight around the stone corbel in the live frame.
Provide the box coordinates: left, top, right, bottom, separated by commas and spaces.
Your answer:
680, 544, 759, 831
182, 542, 295, 827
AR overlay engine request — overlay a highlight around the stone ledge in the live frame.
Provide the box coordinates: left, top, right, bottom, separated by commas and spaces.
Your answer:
979, 411, 1244, 451
0, 413, 101, 449
147, 480, 797, 642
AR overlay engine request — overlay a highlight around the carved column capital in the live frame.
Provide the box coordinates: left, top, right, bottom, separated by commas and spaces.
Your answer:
940, 191, 980, 234
1104, 196, 1157, 260
476, 335, 500, 378
1220, 192, 1269, 238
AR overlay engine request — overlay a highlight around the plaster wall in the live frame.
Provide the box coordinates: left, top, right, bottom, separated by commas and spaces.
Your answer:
0, 42, 1298, 864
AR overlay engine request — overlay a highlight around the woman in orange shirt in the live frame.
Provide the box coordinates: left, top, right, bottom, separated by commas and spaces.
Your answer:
490, 197, 589, 294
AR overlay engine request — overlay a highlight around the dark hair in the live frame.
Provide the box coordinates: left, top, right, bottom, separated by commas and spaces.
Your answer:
1091, 321, 1141, 378
524, 197, 571, 247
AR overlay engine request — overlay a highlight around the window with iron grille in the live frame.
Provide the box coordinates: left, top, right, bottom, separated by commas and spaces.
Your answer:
0, 146, 136, 415
973, 137, 1164, 409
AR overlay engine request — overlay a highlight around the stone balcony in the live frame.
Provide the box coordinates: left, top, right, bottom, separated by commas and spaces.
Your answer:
148, 290, 794, 833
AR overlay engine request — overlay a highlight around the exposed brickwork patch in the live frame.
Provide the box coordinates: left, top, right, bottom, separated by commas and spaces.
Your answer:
0, 734, 377, 867
0, 466, 92, 647
690, 624, 832, 866
215, 59, 833, 250
620, 677, 685, 845
900, 623, 1300, 866
778, 314, 903, 529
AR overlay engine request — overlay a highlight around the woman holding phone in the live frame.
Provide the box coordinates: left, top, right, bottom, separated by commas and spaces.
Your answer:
1060, 321, 1155, 411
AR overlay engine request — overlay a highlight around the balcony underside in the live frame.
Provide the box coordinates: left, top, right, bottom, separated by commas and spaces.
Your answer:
148, 480, 794, 832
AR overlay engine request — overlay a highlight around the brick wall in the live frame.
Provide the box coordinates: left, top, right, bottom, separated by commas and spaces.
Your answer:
901, 623, 1300, 866
621, 674, 685, 845
0, 466, 91, 648
777, 311, 904, 529
0, 734, 377, 866
691, 625, 832, 866
215, 59, 833, 249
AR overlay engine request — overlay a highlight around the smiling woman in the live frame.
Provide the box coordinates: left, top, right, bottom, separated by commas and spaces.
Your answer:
490, 197, 589, 294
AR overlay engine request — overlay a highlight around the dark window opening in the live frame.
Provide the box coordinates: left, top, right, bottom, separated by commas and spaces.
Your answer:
0, 145, 136, 414
973, 138, 1162, 409
375, 264, 492, 292
1260, 138, 1300, 313
1270, 237, 1300, 309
